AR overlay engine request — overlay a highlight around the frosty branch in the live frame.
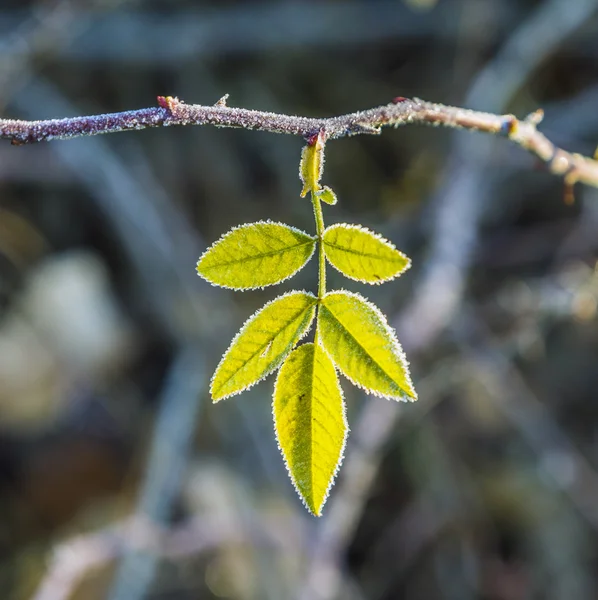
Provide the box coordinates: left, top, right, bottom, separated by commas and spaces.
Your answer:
1, 95, 598, 191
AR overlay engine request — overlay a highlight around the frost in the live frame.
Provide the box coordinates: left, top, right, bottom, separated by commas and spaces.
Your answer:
196, 220, 316, 290
317, 290, 417, 401
323, 223, 411, 285
273, 343, 348, 516
299, 133, 326, 198
210, 291, 317, 401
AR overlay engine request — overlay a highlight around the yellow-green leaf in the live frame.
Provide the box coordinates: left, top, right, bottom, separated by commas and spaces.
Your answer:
197, 221, 316, 289
317, 291, 416, 401
299, 132, 325, 197
211, 291, 317, 401
314, 186, 338, 206
274, 342, 347, 516
323, 224, 410, 284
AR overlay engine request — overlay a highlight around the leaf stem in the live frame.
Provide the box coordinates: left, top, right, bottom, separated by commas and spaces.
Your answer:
312, 192, 326, 302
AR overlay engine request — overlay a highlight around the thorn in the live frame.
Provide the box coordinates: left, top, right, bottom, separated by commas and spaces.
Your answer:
353, 123, 381, 135
215, 94, 229, 107
524, 108, 544, 126
564, 181, 575, 205
564, 171, 578, 205
594, 145, 598, 160
157, 96, 179, 111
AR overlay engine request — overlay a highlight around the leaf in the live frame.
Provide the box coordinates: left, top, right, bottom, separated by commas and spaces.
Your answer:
323, 224, 410, 284
299, 131, 325, 197
211, 291, 317, 401
317, 291, 416, 401
314, 186, 338, 206
197, 221, 316, 289
274, 342, 347, 516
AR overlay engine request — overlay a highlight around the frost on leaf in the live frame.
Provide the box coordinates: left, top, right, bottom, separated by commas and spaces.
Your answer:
211, 291, 317, 401
196, 221, 316, 289
299, 131, 325, 197
317, 291, 416, 401
274, 342, 347, 516
323, 224, 410, 284
314, 186, 337, 206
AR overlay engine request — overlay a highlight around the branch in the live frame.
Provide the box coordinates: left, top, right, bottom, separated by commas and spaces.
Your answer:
2, 95, 598, 189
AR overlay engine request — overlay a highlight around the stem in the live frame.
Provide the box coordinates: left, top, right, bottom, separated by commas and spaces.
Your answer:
312, 191, 326, 347
312, 192, 326, 300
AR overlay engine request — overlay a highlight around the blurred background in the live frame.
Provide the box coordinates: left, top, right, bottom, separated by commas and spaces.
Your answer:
1, 0, 598, 599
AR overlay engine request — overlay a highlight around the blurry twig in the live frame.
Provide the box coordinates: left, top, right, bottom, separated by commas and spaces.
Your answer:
32, 510, 291, 600
455, 310, 598, 532
0, 0, 88, 100
0, 1, 520, 64
107, 345, 205, 600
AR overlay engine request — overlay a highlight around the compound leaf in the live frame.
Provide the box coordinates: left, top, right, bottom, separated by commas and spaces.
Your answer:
274, 342, 347, 516
317, 291, 416, 401
323, 224, 410, 284
197, 221, 316, 289
211, 291, 317, 401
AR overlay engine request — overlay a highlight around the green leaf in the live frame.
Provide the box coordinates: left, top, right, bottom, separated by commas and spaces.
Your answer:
274, 342, 347, 516
197, 221, 316, 289
323, 224, 410, 284
317, 291, 416, 401
211, 291, 317, 401
314, 186, 338, 206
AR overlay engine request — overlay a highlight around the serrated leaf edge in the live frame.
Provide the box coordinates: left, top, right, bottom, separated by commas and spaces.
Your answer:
323, 223, 411, 285
210, 290, 317, 401
197, 220, 317, 291
272, 343, 349, 517
317, 290, 417, 402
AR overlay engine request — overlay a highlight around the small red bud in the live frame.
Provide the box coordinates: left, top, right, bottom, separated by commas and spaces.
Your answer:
306, 129, 326, 147
306, 132, 319, 146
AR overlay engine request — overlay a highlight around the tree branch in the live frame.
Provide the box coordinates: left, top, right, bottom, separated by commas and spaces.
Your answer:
2, 95, 598, 189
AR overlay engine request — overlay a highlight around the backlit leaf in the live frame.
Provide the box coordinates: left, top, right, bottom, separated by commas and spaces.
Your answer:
314, 186, 338, 206
274, 342, 347, 516
323, 224, 410, 284
299, 132, 325, 197
197, 221, 316, 289
317, 291, 416, 401
211, 291, 317, 401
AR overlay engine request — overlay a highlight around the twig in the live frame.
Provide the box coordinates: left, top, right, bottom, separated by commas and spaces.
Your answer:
107, 344, 206, 600
0, 1, 521, 64
2, 96, 598, 189
454, 311, 598, 532
32, 513, 289, 600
